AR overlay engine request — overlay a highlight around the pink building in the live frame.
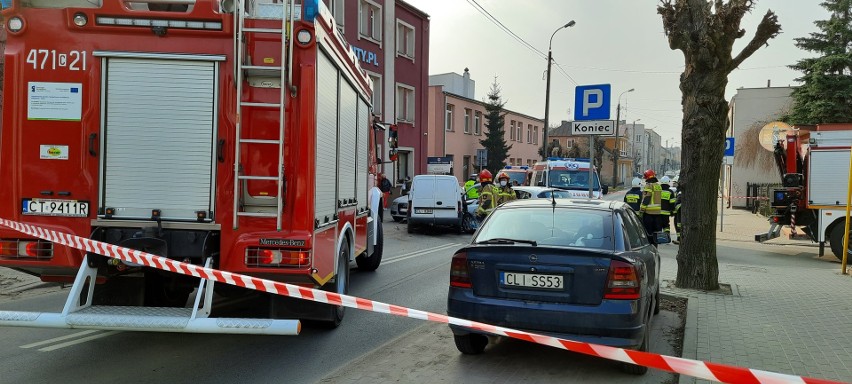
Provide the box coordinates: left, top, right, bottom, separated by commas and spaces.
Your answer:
428, 70, 543, 182
325, 0, 430, 183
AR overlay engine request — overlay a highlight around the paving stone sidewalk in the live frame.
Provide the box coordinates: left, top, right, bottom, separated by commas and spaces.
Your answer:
663, 208, 852, 383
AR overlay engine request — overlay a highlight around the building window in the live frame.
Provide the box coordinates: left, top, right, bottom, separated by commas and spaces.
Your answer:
396, 83, 415, 123
396, 20, 415, 59
474, 112, 481, 135
567, 139, 574, 148
359, 0, 382, 43
445, 104, 454, 131
510, 120, 515, 141
463, 109, 471, 134
516, 125, 522, 143
329, 0, 345, 33
367, 71, 381, 115
635, 134, 642, 142
533, 126, 538, 145
527, 124, 532, 143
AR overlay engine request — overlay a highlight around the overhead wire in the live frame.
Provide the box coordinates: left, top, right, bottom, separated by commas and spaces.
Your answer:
465, 0, 578, 85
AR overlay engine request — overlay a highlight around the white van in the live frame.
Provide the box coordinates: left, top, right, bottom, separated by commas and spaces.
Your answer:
407, 175, 464, 233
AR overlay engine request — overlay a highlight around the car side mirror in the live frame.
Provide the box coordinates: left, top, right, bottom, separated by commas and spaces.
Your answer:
602, 185, 609, 195
653, 231, 671, 244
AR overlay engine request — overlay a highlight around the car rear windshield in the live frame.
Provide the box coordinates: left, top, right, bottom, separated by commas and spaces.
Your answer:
475, 207, 613, 250
549, 170, 600, 190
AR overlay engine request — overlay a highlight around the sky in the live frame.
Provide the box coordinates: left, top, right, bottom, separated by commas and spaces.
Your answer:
403, 0, 828, 148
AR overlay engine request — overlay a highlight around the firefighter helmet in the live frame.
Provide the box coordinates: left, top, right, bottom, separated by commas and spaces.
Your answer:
479, 169, 493, 183
660, 176, 671, 184
631, 177, 642, 188
469, 173, 478, 181
643, 169, 656, 180
496, 172, 510, 181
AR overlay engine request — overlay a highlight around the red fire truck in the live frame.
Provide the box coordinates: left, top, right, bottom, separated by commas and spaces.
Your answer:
756, 127, 852, 260
0, 0, 388, 334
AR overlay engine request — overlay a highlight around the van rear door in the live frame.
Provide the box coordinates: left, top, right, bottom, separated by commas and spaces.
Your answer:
410, 176, 436, 220
433, 176, 461, 221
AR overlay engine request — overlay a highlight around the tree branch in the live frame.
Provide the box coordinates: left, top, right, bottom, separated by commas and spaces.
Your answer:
730, 10, 781, 71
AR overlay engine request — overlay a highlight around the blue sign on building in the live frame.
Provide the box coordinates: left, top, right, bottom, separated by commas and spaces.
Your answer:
574, 84, 611, 121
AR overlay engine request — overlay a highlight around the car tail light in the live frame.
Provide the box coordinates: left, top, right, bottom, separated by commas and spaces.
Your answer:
450, 252, 471, 288
246, 248, 310, 268
604, 260, 640, 299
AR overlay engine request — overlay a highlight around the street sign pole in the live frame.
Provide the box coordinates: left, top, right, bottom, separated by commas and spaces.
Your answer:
589, 137, 594, 199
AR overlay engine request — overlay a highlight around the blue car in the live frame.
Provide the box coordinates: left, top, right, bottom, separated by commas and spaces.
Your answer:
447, 199, 665, 375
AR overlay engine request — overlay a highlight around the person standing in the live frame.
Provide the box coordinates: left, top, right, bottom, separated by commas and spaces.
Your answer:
464, 174, 479, 200
475, 170, 497, 220
624, 177, 643, 212
659, 176, 675, 234
495, 172, 517, 205
673, 183, 684, 244
639, 169, 663, 244
379, 173, 392, 209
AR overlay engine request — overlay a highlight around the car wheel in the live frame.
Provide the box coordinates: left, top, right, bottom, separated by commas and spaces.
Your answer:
453, 333, 488, 355
356, 221, 382, 271
462, 213, 476, 234
393, 216, 403, 223
621, 323, 650, 375
653, 286, 661, 315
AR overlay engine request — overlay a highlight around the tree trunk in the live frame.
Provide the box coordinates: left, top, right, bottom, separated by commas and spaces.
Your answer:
675, 69, 728, 291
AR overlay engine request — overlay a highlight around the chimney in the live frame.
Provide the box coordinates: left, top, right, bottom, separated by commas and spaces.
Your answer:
462, 68, 472, 99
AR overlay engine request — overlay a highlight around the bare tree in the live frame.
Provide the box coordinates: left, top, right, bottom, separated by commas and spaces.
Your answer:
659, 0, 781, 290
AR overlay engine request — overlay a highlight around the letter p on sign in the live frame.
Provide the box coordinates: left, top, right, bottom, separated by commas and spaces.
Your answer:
574, 84, 611, 121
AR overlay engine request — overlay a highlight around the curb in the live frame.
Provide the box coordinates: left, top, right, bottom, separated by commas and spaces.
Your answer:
0, 281, 58, 296
677, 293, 698, 384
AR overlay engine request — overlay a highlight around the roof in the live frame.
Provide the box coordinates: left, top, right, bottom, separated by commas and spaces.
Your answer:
501, 198, 626, 211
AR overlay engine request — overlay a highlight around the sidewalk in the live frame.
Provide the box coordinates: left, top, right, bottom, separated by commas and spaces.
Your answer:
664, 207, 852, 383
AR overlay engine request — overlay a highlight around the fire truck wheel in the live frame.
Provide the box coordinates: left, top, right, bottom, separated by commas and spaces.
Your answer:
317, 242, 350, 328
829, 223, 851, 260
356, 220, 383, 271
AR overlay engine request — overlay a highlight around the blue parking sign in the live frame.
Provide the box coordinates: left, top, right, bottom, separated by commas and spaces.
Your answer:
574, 84, 611, 121
724, 137, 735, 157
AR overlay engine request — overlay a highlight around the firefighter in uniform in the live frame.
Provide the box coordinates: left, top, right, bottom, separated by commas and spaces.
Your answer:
495, 172, 517, 205
475, 170, 497, 220
659, 176, 675, 234
639, 169, 663, 244
673, 182, 684, 244
624, 177, 643, 211
464, 174, 479, 199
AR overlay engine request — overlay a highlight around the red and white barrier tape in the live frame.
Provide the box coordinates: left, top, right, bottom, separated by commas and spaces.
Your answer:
0, 218, 843, 384
719, 196, 770, 200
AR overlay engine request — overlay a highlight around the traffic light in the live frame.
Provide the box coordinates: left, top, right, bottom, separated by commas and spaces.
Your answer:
388, 124, 399, 149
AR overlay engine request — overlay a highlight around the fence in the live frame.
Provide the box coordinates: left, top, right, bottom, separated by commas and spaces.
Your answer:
746, 182, 782, 216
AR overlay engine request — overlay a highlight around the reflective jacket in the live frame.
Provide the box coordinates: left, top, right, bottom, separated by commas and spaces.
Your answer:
624, 187, 642, 211
640, 179, 663, 215
464, 180, 479, 199
673, 191, 683, 232
496, 185, 516, 205
476, 184, 498, 216
660, 185, 675, 216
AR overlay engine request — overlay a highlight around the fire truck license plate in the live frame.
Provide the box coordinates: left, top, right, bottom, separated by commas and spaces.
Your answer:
22, 199, 89, 217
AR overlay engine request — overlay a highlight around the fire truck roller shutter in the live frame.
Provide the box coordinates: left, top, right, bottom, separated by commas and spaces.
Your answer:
102, 58, 217, 221
356, 98, 369, 214
337, 78, 358, 207
315, 51, 339, 225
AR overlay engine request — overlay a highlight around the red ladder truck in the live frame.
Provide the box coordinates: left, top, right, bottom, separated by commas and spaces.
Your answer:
0, 0, 388, 334
755, 127, 852, 260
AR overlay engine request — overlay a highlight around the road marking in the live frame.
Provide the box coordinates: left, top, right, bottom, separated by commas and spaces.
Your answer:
38, 330, 122, 352
383, 243, 460, 265
20, 329, 101, 349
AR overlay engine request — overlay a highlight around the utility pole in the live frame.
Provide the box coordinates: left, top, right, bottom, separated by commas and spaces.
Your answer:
542, 21, 575, 160
611, 88, 634, 186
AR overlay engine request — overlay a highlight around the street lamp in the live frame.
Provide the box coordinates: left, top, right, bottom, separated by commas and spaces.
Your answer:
628, 118, 640, 174
611, 88, 634, 186
542, 20, 576, 160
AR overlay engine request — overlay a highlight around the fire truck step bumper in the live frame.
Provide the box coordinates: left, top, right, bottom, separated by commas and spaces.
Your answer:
0, 307, 300, 335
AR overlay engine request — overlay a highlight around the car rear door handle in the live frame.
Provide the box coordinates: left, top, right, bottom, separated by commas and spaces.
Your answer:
436, 201, 442, 205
